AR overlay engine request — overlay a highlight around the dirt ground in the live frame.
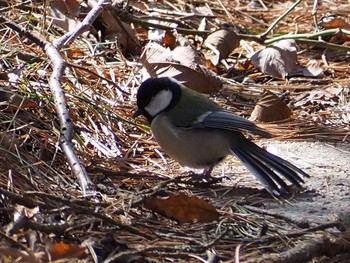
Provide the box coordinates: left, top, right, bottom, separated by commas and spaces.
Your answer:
249, 141, 350, 224
175, 141, 350, 225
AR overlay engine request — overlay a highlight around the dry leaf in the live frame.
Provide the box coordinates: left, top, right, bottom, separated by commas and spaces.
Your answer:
319, 15, 350, 30
67, 47, 86, 58
171, 46, 203, 68
249, 90, 292, 122
100, 9, 138, 53
141, 42, 222, 93
294, 87, 343, 107
48, 241, 85, 261
162, 31, 177, 49
141, 42, 174, 63
49, 0, 82, 32
143, 193, 220, 224
204, 29, 241, 65
144, 62, 222, 93
319, 14, 350, 43
0, 91, 38, 112
299, 60, 323, 77
251, 39, 298, 79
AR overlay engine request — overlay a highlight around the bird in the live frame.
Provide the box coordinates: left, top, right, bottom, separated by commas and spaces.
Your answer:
133, 77, 309, 196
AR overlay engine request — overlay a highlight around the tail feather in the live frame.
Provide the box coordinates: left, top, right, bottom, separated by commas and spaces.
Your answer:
230, 140, 309, 195
249, 145, 305, 186
234, 148, 289, 195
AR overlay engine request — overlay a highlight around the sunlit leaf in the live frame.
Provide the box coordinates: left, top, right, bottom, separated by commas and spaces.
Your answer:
143, 193, 220, 224
249, 90, 292, 122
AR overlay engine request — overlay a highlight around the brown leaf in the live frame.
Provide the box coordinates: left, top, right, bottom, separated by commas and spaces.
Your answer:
282, 60, 323, 78
171, 46, 203, 68
0, 91, 38, 112
100, 9, 138, 53
249, 90, 292, 122
67, 47, 86, 58
48, 241, 85, 261
318, 15, 350, 43
294, 87, 342, 107
319, 15, 350, 30
251, 39, 298, 79
144, 62, 222, 93
141, 42, 222, 93
141, 42, 173, 63
143, 193, 220, 224
49, 0, 81, 32
162, 31, 177, 49
203, 29, 241, 65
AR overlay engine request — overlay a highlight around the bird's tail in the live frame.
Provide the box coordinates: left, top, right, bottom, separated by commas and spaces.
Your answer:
230, 139, 309, 196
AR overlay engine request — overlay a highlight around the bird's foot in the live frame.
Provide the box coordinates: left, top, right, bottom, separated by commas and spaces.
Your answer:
181, 172, 227, 186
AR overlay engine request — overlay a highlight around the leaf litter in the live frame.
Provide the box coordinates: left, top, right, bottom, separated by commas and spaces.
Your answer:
0, 0, 350, 262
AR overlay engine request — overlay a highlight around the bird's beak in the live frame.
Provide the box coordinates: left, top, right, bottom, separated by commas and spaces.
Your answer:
133, 108, 142, 118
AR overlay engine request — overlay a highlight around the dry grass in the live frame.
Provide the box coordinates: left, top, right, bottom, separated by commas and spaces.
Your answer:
0, 0, 349, 262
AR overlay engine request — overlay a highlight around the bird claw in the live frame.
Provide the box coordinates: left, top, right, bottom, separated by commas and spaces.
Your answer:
181, 172, 227, 185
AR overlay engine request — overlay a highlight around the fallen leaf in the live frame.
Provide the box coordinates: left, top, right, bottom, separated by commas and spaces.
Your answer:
249, 90, 292, 122
100, 8, 138, 54
300, 59, 323, 77
294, 87, 342, 107
251, 39, 298, 79
0, 91, 38, 112
171, 46, 203, 68
143, 193, 220, 224
49, 241, 85, 261
141, 42, 222, 93
203, 29, 241, 65
162, 31, 177, 49
67, 47, 85, 58
140, 42, 173, 63
319, 15, 350, 30
144, 62, 222, 93
318, 14, 350, 43
49, 0, 81, 32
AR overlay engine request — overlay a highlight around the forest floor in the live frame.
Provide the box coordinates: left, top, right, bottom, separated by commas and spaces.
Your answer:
0, 0, 350, 262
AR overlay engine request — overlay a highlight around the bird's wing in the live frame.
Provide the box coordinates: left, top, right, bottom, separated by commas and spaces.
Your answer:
190, 110, 272, 138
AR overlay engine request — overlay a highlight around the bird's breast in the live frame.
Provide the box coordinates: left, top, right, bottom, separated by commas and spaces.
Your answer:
151, 114, 231, 169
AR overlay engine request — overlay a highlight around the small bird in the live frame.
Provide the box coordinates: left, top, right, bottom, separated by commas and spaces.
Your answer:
133, 77, 309, 196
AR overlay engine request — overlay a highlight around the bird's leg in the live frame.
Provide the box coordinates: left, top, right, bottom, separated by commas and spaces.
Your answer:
184, 164, 223, 185
202, 163, 231, 183
202, 165, 214, 178
183, 165, 214, 181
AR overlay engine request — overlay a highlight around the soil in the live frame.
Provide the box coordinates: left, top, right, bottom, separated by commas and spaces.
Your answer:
174, 141, 350, 225
217, 141, 350, 224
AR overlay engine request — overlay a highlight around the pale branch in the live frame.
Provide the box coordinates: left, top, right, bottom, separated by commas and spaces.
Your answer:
0, 15, 90, 194
54, 0, 109, 49
312, 0, 320, 31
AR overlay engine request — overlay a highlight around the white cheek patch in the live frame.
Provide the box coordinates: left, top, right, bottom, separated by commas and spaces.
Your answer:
145, 89, 173, 117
